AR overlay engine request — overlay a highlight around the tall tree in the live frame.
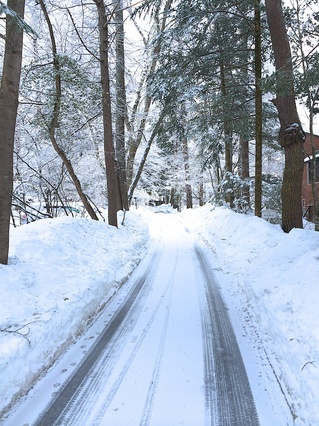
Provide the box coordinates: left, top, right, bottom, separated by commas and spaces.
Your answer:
95, 0, 119, 227
113, 0, 129, 211
181, 106, 193, 209
265, 0, 305, 232
0, 0, 25, 264
220, 60, 234, 208
238, 31, 251, 212
254, 0, 262, 217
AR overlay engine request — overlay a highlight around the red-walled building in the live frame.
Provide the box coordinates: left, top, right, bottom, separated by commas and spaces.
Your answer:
302, 132, 319, 222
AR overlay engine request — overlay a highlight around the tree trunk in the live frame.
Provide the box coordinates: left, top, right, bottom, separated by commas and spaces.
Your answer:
220, 62, 234, 208
182, 139, 193, 209
170, 187, 180, 210
113, 0, 129, 211
180, 103, 193, 209
198, 177, 204, 207
0, 0, 25, 264
95, 0, 119, 227
265, 0, 304, 232
239, 137, 250, 208
39, 0, 99, 222
310, 133, 318, 223
254, 0, 262, 217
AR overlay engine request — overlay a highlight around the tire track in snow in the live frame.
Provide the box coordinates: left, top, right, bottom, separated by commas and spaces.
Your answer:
90, 259, 176, 426
33, 218, 260, 426
138, 248, 179, 426
195, 244, 260, 426
197, 283, 219, 425
34, 246, 163, 426
59, 244, 178, 426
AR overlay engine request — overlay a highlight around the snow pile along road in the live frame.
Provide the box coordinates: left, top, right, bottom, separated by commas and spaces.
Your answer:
0, 211, 149, 418
181, 205, 319, 426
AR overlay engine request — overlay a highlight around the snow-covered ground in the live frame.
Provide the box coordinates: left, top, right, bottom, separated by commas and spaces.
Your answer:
0, 210, 149, 420
181, 205, 319, 426
1, 205, 319, 425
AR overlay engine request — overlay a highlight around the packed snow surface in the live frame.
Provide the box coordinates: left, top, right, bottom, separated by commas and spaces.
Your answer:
0, 205, 318, 425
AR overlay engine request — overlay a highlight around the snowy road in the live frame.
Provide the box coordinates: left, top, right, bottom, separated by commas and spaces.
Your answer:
6, 213, 261, 425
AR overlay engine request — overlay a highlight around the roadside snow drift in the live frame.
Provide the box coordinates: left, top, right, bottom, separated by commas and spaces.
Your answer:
181, 205, 319, 426
0, 212, 149, 417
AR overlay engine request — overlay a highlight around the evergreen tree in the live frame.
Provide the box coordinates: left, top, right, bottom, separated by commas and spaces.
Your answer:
147, 0, 269, 209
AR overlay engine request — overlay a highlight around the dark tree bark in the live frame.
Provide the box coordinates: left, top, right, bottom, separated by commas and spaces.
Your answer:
198, 178, 204, 207
113, 0, 129, 211
237, 32, 250, 211
182, 134, 193, 209
95, 0, 119, 227
39, 0, 99, 222
220, 62, 234, 208
0, 0, 25, 264
181, 104, 193, 209
239, 137, 250, 208
254, 0, 262, 217
265, 0, 305, 232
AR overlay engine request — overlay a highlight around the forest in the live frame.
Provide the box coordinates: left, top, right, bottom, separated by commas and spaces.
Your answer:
0, 0, 319, 264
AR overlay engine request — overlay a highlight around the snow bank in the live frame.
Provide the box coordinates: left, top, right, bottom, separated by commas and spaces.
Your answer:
182, 204, 319, 426
0, 212, 149, 417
